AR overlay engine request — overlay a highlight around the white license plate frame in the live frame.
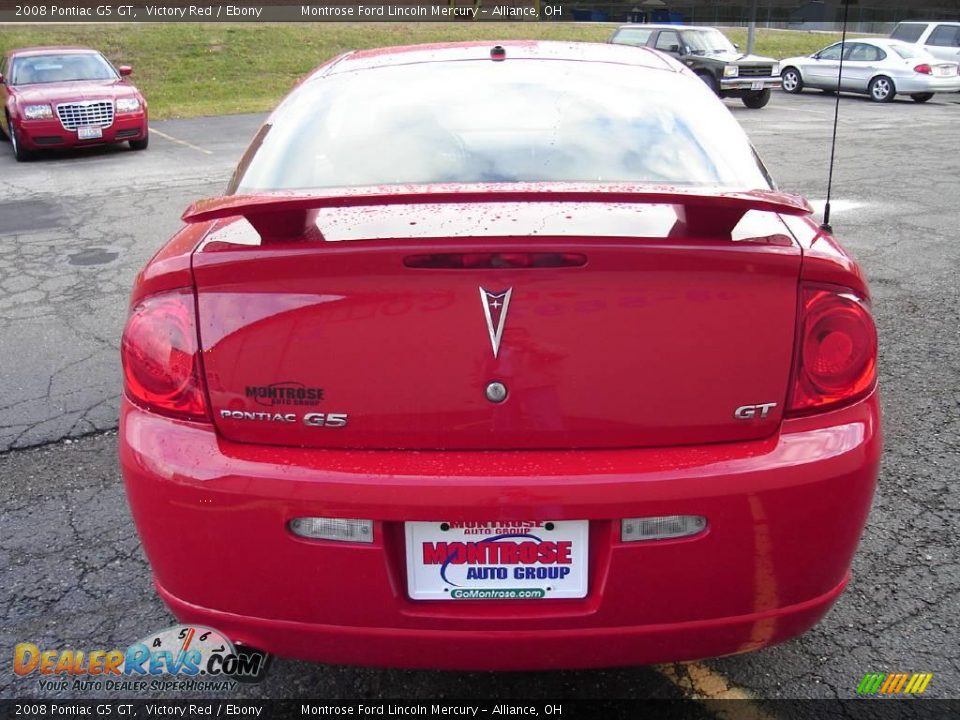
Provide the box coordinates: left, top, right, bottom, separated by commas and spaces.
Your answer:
751, 80, 765, 90
77, 126, 103, 140
405, 520, 589, 601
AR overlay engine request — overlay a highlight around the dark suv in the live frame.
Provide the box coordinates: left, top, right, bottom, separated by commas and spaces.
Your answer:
610, 24, 781, 109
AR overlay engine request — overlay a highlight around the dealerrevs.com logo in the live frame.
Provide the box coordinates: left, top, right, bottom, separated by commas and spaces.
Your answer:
14, 625, 269, 692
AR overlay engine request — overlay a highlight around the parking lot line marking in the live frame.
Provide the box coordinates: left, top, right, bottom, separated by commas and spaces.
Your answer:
657, 663, 775, 717
151, 128, 213, 155
761, 106, 827, 116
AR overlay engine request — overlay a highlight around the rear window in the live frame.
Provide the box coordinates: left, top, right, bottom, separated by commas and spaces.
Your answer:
891, 23, 926, 43
928, 24, 960, 47
234, 60, 772, 193
611, 28, 653, 47
891, 43, 923, 59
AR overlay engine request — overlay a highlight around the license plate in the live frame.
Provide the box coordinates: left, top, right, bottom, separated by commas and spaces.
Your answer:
936, 66, 953, 77
405, 520, 589, 600
77, 126, 102, 140
751, 81, 764, 90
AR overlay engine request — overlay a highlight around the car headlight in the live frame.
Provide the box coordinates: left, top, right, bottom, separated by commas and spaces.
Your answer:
723, 65, 740, 78
23, 104, 53, 120
116, 98, 141, 113
771, 63, 780, 76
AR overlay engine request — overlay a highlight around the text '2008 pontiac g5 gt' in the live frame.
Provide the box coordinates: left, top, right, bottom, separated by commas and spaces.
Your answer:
120, 41, 881, 670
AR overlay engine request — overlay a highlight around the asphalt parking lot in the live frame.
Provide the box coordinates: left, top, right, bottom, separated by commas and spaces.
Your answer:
2, 89, 959, 707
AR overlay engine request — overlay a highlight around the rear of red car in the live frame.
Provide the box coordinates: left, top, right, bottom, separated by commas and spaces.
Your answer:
119, 42, 880, 669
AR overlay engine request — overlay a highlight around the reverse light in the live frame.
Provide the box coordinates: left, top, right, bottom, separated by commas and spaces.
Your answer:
622, 516, 707, 542
116, 97, 141, 113
289, 518, 374, 543
121, 289, 208, 421
787, 285, 877, 415
23, 104, 53, 120
723, 64, 740, 78
914, 64, 933, 75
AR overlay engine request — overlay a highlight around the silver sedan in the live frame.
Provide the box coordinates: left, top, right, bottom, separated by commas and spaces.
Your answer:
780, 38, 960, 102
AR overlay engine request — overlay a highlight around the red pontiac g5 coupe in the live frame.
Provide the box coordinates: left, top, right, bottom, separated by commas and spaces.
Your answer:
120, 42, 881, 670
0, 46, 149, 161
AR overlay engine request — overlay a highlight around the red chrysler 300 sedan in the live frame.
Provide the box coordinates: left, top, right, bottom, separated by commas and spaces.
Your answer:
0, 46, 148, 161
120, 41, 881, 670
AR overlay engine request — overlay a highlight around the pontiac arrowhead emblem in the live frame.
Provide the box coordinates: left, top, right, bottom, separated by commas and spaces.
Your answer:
479, 287, 512, 358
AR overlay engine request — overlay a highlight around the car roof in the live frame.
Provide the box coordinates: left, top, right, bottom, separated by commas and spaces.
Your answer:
7, 46, 101, 59
615, 24, 715, 31
322, 40, 677, 77
895, 20, 959, 26
857, 37, 920, 48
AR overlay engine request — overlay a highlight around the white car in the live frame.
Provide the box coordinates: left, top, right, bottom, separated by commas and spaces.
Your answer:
780, 38, 960, 102
891, 21, 960, 63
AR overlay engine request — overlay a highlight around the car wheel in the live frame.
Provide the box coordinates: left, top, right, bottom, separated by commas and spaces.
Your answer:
129, 133, 149, 151
697, 72, 720, 96
741, 89, 772, 109
911, 93, 934, 103
868, 76, 896, 102
10, 123, 32, 162
781, 67, 803, 94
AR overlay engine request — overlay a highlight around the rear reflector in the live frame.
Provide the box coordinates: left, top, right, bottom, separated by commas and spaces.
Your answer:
621, 516, 707, 542
289, 518, 374, 543
405, 252, 586, 269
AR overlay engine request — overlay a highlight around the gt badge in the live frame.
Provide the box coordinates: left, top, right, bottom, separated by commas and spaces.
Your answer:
734, 403, 777, 419
479, 287, 512, 358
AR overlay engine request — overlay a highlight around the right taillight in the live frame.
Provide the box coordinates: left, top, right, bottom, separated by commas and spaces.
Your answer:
787, 285, 877, 416
121, 288, 208, 421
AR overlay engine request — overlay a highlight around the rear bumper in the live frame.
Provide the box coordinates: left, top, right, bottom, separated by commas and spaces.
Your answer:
895, 76, 960, 94
120, 391, 881, 670
17, 111, 147, 150
157, 575, 849, 670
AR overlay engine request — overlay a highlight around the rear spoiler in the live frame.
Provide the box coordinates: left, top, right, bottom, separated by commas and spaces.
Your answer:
182, 183, 813, 242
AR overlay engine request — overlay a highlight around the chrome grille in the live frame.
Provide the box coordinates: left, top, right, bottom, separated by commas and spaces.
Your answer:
56, 101, 114, 131
739, 65, 774, 77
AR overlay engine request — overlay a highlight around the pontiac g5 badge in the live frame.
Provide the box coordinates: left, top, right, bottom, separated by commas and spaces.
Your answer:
480, 287, 512, 358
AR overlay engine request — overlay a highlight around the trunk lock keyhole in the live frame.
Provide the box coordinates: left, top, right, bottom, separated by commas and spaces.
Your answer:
485, 381, 508, 403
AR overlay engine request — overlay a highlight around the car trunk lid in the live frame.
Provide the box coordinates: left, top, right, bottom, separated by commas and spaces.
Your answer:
187, 186, 808, 450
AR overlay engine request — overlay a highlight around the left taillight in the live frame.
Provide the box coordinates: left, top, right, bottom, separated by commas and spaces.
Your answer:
121, 289, 208, 421
787, 285, 878, 416
914, 64, 933, 75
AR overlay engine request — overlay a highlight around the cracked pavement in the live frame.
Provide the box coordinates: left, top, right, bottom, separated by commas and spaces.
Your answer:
1, 91, 959, 705
0, 115, 250, 452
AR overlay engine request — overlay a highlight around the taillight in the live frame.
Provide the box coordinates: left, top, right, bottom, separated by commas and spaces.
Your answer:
787, 285, 877, 415
914, 64, 933, 75
121, 289, 208, 421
